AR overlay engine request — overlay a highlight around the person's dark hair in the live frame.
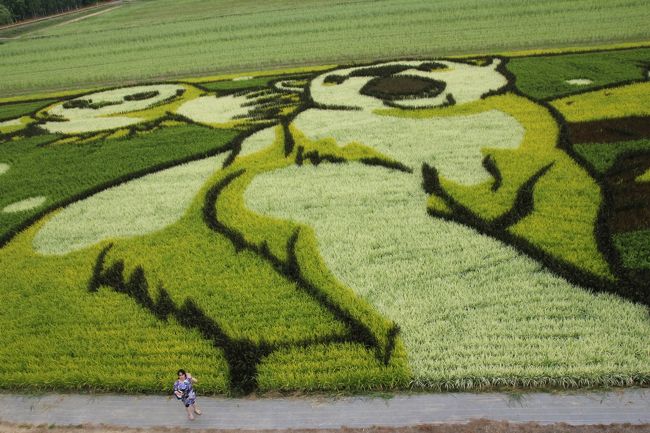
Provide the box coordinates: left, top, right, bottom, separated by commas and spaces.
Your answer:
177, 369, 186, 377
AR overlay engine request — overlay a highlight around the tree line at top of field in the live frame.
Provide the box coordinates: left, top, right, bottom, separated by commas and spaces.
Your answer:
0, 0, 110, 25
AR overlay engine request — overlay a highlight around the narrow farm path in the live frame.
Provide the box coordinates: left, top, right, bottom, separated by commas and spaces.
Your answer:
0, 390, 648, 429
52, 5, 123, 28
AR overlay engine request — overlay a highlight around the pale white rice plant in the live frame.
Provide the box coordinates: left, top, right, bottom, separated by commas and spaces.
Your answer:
41, 84, 185, 134
176, 93, 263, 126
34, 153, 228, 255
3, 196, 47, 213
565, 79, 593, 86
245, 162, 650, 382
237, 126, 280, 160
293, 108, 523, 185
309, 60, 507, 110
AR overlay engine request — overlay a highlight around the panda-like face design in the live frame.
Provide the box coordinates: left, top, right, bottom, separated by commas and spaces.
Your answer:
309, 59, 508, 111
40, 84, 186, 134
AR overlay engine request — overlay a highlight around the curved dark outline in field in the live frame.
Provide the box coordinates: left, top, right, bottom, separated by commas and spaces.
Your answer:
600, 150, 650, 288
87, 242, 354, 395
421, 56, 649, 306
0, 80, 302, 248
1, 47, 648, 395
79, 75, 401, 395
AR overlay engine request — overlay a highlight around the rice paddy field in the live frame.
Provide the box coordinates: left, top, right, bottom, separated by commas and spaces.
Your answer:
1, 0, 650, 94
0, 0, 649, 397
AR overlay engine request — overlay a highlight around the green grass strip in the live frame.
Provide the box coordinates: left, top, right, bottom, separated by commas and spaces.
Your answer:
614, 230, 650, 270
574, 139, 650, 174
0, 99, 56, 121
508, 47, 650, 100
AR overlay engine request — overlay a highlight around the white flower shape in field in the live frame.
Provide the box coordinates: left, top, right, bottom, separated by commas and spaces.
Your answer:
310, 60, 508, 110
175, 93, 264, 127
40, 84, 186, 134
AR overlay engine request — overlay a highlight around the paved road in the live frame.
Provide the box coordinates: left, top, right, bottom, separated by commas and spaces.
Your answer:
0, 390, 649, 429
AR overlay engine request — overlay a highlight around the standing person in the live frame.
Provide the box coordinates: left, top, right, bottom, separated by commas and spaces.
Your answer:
173, 369, 202, 420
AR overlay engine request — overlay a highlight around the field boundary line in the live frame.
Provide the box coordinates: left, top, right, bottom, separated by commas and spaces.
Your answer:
0, 390, 648, 429
52, 5, 122, 28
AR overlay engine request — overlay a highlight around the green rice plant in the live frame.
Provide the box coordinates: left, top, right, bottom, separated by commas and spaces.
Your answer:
6, 132, 407, 393
574, 139, 650, 173
382, 93, 611, 281
551, 81, 650, 122
1, 47, 650, 395
614, 230, 650, 270
0, 222, 231, 394
1, 0, 649, 94
209, 127, 403, 365
508, 47, 650, 100
0, 99, 56, 121
33, 155, 229, 255
257, 342, 409, 392
198, 74, 313, 93
244, 161, 650, 387
0, 116, 32, 134
0, 125, 239, 245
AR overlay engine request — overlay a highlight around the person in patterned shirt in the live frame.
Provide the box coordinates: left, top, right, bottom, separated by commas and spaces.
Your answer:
173, 369, 202, 420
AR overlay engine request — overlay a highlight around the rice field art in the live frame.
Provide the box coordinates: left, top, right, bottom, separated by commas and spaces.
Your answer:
0, 46, 649, 396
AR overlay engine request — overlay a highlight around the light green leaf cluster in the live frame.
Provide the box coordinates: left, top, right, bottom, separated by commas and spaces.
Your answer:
216, 126, 403, 361
0, 118, 22, 128
245, 162, 650, 385
33, 154, 227, 255
0, 163, 8, 175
